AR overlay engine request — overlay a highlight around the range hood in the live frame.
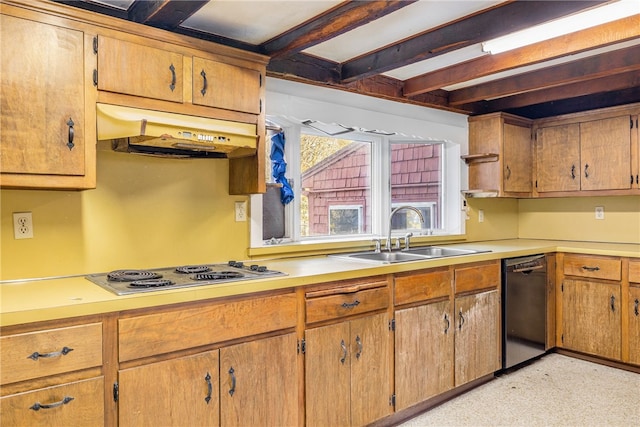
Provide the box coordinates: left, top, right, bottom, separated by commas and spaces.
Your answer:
96, 103, 258, 158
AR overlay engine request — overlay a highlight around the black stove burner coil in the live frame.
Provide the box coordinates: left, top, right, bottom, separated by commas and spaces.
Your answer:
129, 279, 174, 288
192, 271, 244, 281
108, 270, 162, 282
175, 265, 212, 274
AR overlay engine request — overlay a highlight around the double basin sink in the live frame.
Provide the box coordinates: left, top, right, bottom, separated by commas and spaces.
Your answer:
330, 246, 489, 264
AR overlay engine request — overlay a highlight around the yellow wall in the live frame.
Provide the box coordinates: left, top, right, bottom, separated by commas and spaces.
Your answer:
464, 198, 520, 242
519, 196, 640, 244
1, 151, 250, 280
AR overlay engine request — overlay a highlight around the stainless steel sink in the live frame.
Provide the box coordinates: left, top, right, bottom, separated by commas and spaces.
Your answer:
329, 246, 489, 264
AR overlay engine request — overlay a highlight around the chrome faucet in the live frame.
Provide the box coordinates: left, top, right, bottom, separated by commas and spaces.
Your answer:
385, 205, 425, 251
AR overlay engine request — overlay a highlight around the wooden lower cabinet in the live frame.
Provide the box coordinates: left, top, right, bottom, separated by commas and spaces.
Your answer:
305, 312, 391, 427
0, 377, 104, 426
629, 286, 640, 365
561, 279, 621, 360
118, 332, 297, 427
454, 290, 500, 386
395, 300, 453, 410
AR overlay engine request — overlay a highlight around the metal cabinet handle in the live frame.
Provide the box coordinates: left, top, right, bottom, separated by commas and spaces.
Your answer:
444, 313, 450, 334
571, 165, 576, 180
458, 309, 465, 330
341, 300, 360, 309
28, 346, 74, 361
169, 64, 176, 92
340, 339, 347, 364
204, 372, 212, 404
634, 299, 639, 316
30, 396, 74, 411
610, 295, 616, 313
505, 165, 511, 180
66, 118, 75, 151
582, 266, 600, 272
584, 163, 589, 178
355, 335, 362, 360
200, 70, 207, 96
228, 367, 236, 396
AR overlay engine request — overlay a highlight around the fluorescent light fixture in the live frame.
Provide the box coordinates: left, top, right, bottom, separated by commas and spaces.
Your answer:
482, 0, 639, 54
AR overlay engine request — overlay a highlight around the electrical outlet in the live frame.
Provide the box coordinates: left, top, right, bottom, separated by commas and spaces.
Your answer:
478, 209, 485, 223
595, 206, 604, 220
235, 201, 247, 222
13, 212, 34, 239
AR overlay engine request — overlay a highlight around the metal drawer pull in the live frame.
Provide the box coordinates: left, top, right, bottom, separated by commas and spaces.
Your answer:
66, 118, 75, 151
30, 396, 74, 411
505, 165, 511, 179
355, 335, 363, 359
340, 339, 347, 364
634, 299, 639, 316
570, 165, 576, 180
610, 295, 616, 313
444, 313, 450, 334
581, 266, 600, 272
341, 300, 360, 309
458, 309, 465, 330
204, 372, 212, 404
200, 70, 207, 96
169, 64, 176, 92
228, 367, 236, 396
27, 346, 74, 361
584, 163, 590, 178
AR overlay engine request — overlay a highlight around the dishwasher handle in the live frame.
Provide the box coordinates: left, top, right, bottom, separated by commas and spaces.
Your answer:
511, 264, 545, 274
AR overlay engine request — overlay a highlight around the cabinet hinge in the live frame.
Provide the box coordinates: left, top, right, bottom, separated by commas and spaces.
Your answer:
93, 69, 98, 87
631, 118, 634, 129
561, 282, 564, 292
535, 180, 538, 189
298, 339, 306, 354
260, 99, 262, 113
113, 382, 119, 403
561, 334, 564, 344
93, 36, 98, 54
389, 394, 396, 407
389, 318, 395, 331
259, 73, 262, 87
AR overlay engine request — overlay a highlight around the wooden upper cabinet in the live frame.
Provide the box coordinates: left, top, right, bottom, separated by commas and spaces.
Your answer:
0, 13, 95, 189
536, 123, 581, 193
97, 35, 183, 103
193, 57, 261, 114
466, 112, 532, 197
580, 115, 632, 191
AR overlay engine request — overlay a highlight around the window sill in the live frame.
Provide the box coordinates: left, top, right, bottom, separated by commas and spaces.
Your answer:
248, 234, 468, 259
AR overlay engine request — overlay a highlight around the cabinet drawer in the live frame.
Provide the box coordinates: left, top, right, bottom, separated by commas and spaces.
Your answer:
1, 323, 103, 385
454, 262, 500, 294
0, 377, 104, 426
394, 268, 451, 306
629, 260, 640, 284
305, 280, 389, 324
563, 254, 621, 281
119, 292, 296, 362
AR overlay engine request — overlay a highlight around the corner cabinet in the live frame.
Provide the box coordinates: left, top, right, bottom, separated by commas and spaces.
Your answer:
0, 10, 96, 190
629, 260, 640, 365
304, 277, 392, 427
464, 113, 533, 198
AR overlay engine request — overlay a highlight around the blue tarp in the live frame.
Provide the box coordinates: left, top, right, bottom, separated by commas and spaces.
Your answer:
270, 131, 294, 205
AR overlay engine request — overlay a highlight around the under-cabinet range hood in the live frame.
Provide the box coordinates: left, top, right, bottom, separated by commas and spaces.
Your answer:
96, 103, 258, 158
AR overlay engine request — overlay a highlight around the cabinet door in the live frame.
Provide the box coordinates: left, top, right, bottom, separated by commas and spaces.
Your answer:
454, 290, 500, 387
630, 286, 640, 365
580, 116, 632, 191
503, 123, 532, 193
395, 300, 453, 410
1, 15, 86, 176
350, 312, 391, 426
0, 377, 104, 426
220, 333, 298, 427
97, 36, 183, 103
193, 57, 261, 114
562, 279, 621, 360
118, 351, 219, 427
536, 124, 581, 192
305, 322, 351, 427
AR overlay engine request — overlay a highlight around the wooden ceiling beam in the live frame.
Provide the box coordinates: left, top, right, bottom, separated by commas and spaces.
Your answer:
403, 16, 640, 97
128, 0, 208, 30
261, 0, 417, 58
471, 70, 640, 113
448, 44, 640, 105
339, 1, 606, 83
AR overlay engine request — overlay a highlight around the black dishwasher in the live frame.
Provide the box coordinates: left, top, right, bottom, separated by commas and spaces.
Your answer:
502, 254, 547, 369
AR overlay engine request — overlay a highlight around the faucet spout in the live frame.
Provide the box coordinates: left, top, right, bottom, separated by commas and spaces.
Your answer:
386, 205, 425, 251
